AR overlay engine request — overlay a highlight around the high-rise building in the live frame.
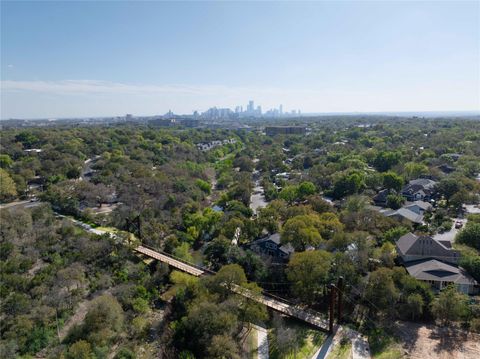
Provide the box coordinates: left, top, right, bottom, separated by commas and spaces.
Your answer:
247, 100, 254, 114
279, 105, 283, 115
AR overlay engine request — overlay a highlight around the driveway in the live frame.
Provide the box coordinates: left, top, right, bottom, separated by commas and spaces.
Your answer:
432, 218, 466, 243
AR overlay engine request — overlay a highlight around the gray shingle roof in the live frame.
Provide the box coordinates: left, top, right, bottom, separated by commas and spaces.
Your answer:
385, 208, 424, 223
404, 201, 432, 211
396, 233, 459, 258
405, 259, 477, 285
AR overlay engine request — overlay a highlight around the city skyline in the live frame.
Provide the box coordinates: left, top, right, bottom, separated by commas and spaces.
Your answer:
1, 1, 479, 119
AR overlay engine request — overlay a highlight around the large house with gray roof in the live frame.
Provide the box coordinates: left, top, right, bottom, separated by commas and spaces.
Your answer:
396, 233, 460, 264
405, 259, 477, 294
396, 232, 478, 294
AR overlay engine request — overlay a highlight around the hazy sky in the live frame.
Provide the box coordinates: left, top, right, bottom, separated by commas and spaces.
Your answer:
1, 1, 479, 119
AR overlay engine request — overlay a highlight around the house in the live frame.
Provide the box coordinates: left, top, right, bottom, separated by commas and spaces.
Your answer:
401, 178, 437, 201
383, 208, 424, 224
405, 259, 478, 295
403, 201, 432, 215
249, 233, 294, 260
396, 232, 460, 264
373, 189, 390, 207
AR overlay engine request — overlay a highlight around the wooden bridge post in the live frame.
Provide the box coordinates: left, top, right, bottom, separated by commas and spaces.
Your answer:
329, 283, 336, 334
337, 276, 344, 323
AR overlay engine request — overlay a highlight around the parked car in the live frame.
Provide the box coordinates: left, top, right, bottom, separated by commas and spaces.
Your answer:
455, 221, 463, 229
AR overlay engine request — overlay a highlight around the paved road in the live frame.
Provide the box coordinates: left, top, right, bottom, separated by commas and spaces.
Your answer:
55, 214, 109, 236
432, 205, 480, 243
347, 329, 370, 359
311, 326, 371, 359
251, 324, 269, 359
432, 218, 466, 243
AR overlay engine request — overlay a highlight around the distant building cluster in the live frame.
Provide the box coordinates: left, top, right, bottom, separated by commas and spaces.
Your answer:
196, 138, 237, 151
199, 100, 301, 120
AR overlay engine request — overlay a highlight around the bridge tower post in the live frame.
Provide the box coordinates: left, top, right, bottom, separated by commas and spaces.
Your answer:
337, 276, 344, 323
329, 283, 336, 334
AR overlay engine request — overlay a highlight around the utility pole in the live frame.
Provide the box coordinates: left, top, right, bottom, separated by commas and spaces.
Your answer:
329, 283, 336, 334
337, 276, 344, 323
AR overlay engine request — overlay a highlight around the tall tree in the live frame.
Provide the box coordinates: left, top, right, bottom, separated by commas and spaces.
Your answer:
0, 168, 17, 202
431, 285, 469, 325
286, 250, 332, 303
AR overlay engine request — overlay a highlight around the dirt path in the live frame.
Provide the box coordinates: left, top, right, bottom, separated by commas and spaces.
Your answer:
58, 299, 90, 341
396, 321, 480, 359
205, 166, 218, 205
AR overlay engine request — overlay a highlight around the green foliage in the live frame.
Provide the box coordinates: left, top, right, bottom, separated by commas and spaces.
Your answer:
278, 185, 299, 204
15, 131, 40, 147
331, 171, 365, 199
67, 340, 93, 359
282, 214, 324, 251
0, 154, 13, 169
437, 177, 461, 202
459, 254, 480, 282
365, 268, 399, 315
195, 179, 211, 194
405, 293, 424, 320
456, 223, 480, 250
286, 250, 333, 303
383, 226, 409, 243
174, 301, 238, 356
83, 294, 125, 345
281, 212, 342, 250
373, 151, 401, 172
382, 171, 404, 191
0, 168, 17, 201
431, 285, 469, 325
386, 194, 405, 210
173, 242, 194, 263
297, 181, 317, 199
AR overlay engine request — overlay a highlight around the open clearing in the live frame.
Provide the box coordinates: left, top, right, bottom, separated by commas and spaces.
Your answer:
395, 322, 480, 359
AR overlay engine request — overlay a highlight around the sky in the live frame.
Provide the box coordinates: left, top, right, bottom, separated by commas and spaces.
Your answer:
1, 1, 479, 119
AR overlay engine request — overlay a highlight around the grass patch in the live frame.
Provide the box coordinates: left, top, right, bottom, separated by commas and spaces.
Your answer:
269, 319, 326, 359
375, 347, 404, 359
244, 327, 258, 359
327, 337, 352, 359
368, 328, 404, 359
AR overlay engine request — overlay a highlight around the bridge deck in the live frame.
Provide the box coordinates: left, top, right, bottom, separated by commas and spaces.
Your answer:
135, 245, 328, 331
135, 246, 205, 276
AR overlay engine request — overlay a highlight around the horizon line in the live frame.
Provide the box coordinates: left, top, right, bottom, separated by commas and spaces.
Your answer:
2, 110, 480, 122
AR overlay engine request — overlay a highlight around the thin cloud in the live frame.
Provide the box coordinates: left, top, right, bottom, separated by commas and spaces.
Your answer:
1, 79, 311, 97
